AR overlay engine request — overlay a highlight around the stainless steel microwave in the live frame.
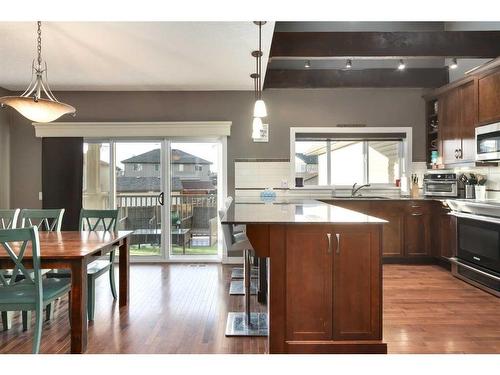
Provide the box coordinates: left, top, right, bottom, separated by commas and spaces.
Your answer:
476, 122, 500, 161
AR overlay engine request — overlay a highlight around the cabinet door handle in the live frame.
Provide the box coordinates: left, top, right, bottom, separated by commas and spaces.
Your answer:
335, 233, 340, 254
459, 149, 463, 159
454, 149, 458, 159
326, 233, 332, 254
411, 213, 423, 216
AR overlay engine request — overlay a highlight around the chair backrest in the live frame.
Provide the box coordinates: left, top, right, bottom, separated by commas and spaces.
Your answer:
0, 227, 42, 305
0, 209, 20, 229
79, 209, 119, 232
19, 209, 65, 232
224, 196, 233, 210
218, 206, 234, 251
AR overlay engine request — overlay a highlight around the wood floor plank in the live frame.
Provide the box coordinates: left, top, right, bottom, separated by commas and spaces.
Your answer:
1, 264, 499, 354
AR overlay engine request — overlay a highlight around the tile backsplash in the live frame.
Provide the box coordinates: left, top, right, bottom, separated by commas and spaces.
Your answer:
235, 160, 290, 189
234, 159, 500, 200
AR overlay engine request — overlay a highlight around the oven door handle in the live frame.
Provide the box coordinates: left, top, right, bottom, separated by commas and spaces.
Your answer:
449, 211, 500, 225
450, 257, 500, 282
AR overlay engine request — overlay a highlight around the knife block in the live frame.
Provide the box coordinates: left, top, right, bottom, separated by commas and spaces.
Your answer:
410, 183, 419, 198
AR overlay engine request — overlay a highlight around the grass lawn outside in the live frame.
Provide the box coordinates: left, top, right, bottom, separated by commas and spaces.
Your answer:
129, 244, 218, 256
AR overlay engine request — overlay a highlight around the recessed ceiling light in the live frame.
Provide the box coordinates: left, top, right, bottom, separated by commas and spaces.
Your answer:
449, 58, 458, 70
305, 60, 311, 69
345, 59, 352, 69
397, 59, 406, 71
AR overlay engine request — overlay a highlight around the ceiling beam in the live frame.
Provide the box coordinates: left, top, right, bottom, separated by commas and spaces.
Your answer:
264, 68, 449, 89
270, 32, 500, 59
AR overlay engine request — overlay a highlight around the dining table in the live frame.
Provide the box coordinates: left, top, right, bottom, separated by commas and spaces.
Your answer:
0, 230, 133, 354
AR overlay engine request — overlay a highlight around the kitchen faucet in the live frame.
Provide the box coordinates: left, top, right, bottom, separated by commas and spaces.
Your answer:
351, 182, 371, 197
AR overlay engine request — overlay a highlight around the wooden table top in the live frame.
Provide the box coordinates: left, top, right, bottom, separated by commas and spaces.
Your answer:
0, 230, 133, 260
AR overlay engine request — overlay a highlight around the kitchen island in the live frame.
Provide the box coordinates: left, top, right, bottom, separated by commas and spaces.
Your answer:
222, 200, 388, 354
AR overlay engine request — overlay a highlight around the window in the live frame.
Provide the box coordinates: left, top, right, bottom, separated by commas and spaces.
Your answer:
291, 127, 410, 187
178, 164, 184, 172
133, 163, 142, 172
154, 164, 160, 172
195, 165, 203, 172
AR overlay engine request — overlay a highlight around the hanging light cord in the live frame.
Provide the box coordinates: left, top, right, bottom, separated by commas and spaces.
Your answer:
258, 22, 262, 100
37, 21, 42, 67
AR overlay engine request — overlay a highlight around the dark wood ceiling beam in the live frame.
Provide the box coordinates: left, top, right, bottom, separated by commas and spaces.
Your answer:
264, 68, 449, 89
270, 32, 500, 59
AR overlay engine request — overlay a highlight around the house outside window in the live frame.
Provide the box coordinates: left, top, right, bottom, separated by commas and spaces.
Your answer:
133, 163, 143, 172
291, 127, 411, 188
195, 165, 202, 172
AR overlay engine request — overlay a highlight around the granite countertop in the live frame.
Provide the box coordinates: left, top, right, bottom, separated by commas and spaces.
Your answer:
221, 199, 387, 225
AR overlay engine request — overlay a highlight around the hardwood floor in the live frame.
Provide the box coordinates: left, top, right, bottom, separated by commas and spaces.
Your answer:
0, 264, 499, 354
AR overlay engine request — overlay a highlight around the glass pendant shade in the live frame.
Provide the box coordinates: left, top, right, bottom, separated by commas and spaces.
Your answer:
253, 99, 267, 117
0, 96, 76, 123
252, 117, 263, 139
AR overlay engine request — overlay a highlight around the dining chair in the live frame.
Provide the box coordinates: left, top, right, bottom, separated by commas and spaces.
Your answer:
18, 208, 64, 329
0, 209, 20, 230
0, 209, 20, 330
19, 209, 65, 232
0, 226, 71, 353
47, 209, 119, 321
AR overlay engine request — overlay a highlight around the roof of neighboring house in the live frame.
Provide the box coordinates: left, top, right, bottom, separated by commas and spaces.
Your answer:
121, 149, 212, 165
116, 177, 216, 192
296, 153, 318, 164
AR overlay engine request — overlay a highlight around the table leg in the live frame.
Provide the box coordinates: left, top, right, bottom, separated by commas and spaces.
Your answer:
182, 233, 186, 255
70, 260, 88, 354
119, 236, 130, 307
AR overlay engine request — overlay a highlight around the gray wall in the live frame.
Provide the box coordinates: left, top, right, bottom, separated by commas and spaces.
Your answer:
7, 88, 426, 208
0, 87, 10, 208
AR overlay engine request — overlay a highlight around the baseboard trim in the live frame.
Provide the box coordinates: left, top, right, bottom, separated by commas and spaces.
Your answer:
382, 256, 436, 265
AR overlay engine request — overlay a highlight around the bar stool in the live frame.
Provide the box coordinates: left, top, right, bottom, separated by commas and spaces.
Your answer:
219, 205, 267, 336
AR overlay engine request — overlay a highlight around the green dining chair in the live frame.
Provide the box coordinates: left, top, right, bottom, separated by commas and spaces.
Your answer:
47, 209, 119, 321
0, 209, 20, 330
18, 208, 65, 330
0, 209, 20, 230
19, 209, 64, 232
0, 226, 71, 353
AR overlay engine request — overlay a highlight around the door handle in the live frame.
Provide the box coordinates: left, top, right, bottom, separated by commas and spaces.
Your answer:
326, 233, 332, 254
454, 149, 458, 158
459, 149, 463, 159
158, 192, 165, 206
335, 233, 340, 254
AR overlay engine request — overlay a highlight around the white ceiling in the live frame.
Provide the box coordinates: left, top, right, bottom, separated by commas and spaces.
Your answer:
0, 22, 275, 91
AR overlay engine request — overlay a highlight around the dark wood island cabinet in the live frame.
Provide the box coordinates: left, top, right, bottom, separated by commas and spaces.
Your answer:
223, 200, 387, 354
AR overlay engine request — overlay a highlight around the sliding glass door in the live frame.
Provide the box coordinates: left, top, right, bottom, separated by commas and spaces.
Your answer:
169, 142, 220, 259
83, 138, 224, 261
115, 141, 164, 258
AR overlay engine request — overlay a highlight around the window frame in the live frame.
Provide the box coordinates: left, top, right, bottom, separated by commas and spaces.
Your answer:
290, 127, 412, 190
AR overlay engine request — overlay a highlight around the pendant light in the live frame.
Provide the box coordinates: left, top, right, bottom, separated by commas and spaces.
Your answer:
0, 21, 75, 123
252, 21, 267, 118
251, 72, 263, 138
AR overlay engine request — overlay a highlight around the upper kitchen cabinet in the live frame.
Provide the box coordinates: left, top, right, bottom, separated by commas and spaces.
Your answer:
478, 68, 500, 125
436, 79, 477, 165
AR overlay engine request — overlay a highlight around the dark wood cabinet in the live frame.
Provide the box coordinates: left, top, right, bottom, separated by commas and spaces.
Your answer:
404, 212, 431, 257
438, 80, 477, 165
283, 224, 383, 350
478, 69, 500, 125
431, 201, 455, 260
332, 226, 382, 340
286, 226, 332, 341
370, 203, 404, 257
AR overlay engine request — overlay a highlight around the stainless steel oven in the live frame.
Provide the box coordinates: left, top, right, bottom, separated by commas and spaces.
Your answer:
423, 173, 458, 197
476, 122, 500, 161
449, 208, 500, 296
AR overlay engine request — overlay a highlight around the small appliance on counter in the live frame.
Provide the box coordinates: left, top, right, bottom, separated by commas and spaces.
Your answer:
447, 199, 500, 297
423, 172, 458, 197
